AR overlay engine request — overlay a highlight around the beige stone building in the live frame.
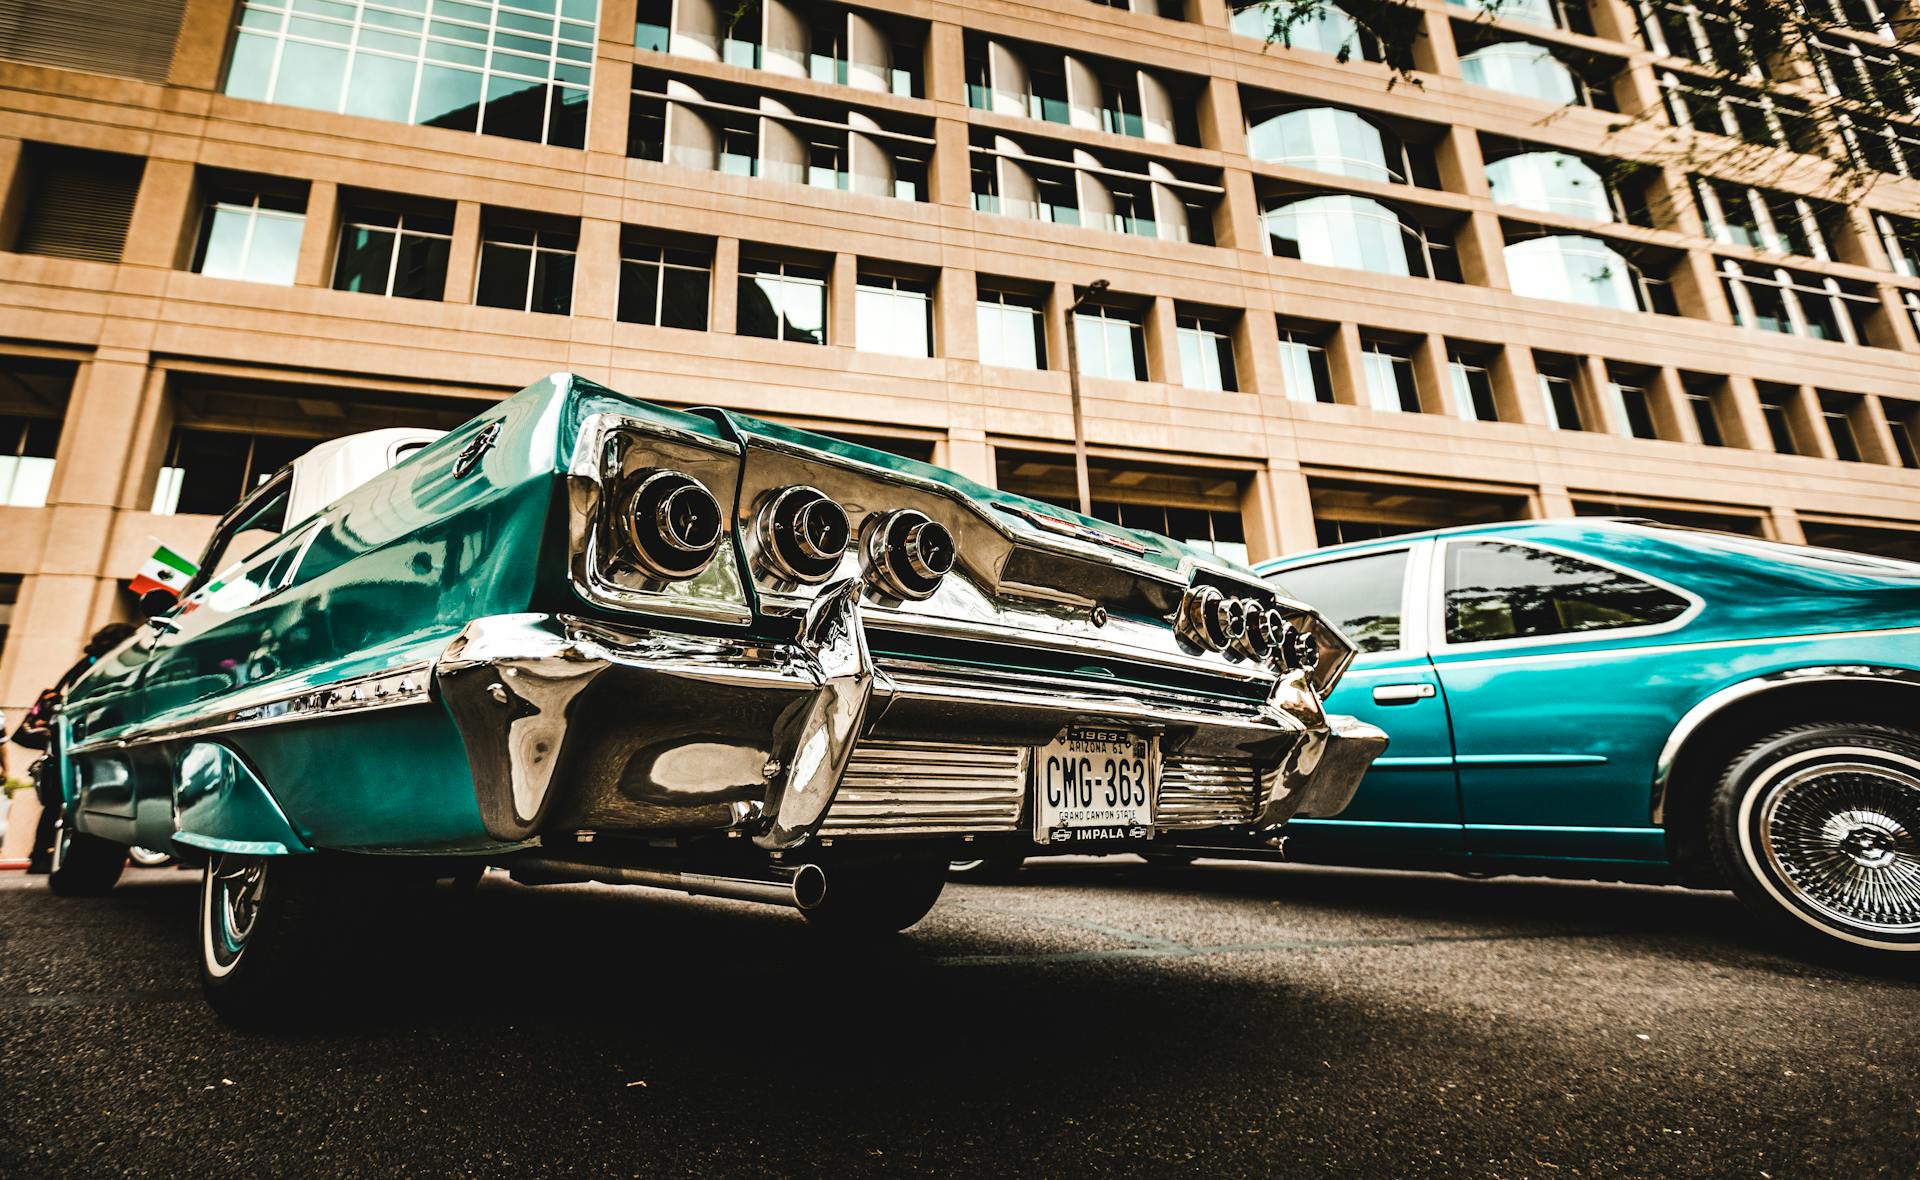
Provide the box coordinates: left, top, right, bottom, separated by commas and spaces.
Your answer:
1, 0, 1918, 768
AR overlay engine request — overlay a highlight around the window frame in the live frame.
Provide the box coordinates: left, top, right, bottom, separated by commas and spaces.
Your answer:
1268, 540, 1428, 657
1427, 535, 1703, 655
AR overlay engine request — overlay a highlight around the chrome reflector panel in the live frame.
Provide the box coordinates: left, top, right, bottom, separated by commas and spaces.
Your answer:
1156, 758, 1260, 829
818, 740, 1028, 836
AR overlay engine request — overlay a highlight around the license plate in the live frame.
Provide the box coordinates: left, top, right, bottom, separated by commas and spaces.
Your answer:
1033, 727, 1158, 847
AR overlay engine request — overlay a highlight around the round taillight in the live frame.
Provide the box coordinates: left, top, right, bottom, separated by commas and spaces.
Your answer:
1234, 603, 1284, 661
865, 509, 956, 600
1177, 586, 1236, 652
1280, 622, 1321, 673
624, 470, 723, 579
758, 485, 851, 584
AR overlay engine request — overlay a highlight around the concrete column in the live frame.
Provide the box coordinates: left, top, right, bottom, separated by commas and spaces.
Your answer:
1671, 251, 1732, 324
1612, 63, 1666, 119
1254, 465, 1320, 557
710, 237, 740, 333
293, 180, 338, 288
0, 137, 26, 252
1874, 285, 1920, 353
1721, 374, 1776, 452
1043, 281, 1070, 376
1325, 321, 1366, 407
1191, 0, 1230, 28
1413, 7, 1460, 76
1493, 343, 1545, 426
1216, 167, 1266, 254
944, 429, 995, 485
573, 217, 622, 321
443, 200, 483, 304
116, 367, 175, 511
1832, 204, 1885, 270
1197, 76, 1246, 156
1412, 333, 1456, 417
1434, 125, 1489, 198
937, 267, 978, 361
588, 43, 634, 156
1768, 505, 1807, 544
1649, 366, 1700, 445
929, 117, 972, 210
1648, 168, 1699, 235
1852, 393, 1902, 466
169, 0, 240, 90
1578, 354, 1623, 437
925, 20, 966, 107
120, 158, 198, 270
1455, 212, 1510, 290
1145, 296, 1181, 386
1240, 307, 1286, 399
1537, 484, 1577, 518
829, 252, 858, 348
1784, 384, 1837, 459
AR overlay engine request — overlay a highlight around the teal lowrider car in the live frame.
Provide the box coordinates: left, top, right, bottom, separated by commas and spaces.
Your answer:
1262, 520, 1920, 959
46, 374, 1382, 1020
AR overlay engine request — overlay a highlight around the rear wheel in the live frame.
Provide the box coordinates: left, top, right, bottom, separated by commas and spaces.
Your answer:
803, 860, 947, 936
200, 853, 343, 1025
1709, 722, 1920, 958
47, 812, 125, 897
128, 846, 175, 868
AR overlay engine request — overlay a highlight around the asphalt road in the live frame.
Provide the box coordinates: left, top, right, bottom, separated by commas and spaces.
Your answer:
2, 859, 1916, 1178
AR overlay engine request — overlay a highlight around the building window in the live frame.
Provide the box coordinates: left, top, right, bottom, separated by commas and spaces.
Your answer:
333, 200, 453, 300
1231, 2, 1376, 59
1450, 0, 1592, 34
1264, 195, 1457, 281
193, 187, 305, 286
1278, 326, 1335, 403
1097, 500, 1247, 564
1821, 393, 1864, 462
1720, 260, 1877, 345
1635, 0, 1752, 73
1073, 303, 1147, 382
1758, 387, 1798, 454
977, 285, 1047, 370
1361, 339, 1420, 412
1662, 71, 1819, 154
635, 0, 669, 52
1247, 108, 1401, 183
739, 256, 828, 344
1692, 177, 1838, 260
0, 416, 59, 508
1844, 114, 1920, 180
1609, 380, 1660, 439
224, 0, 597, 150
12, 144, 146, 263
1448, 351, 1500, 421
1459, 42, 1586, 106
1875, 212, 1920, 278
1176, 313, 1237, 392
1683, 386, 1724, 446
150, 429, 318, 517
1504, 235, 1650, 312
1809, 33, 1920, 115
1539, 372, 1584, 431
617, 234, 711, 330
1485, 151, 1615, 221
855, 271, 934, 358
1887, 406, 1919, 468
475, 218, 577, 315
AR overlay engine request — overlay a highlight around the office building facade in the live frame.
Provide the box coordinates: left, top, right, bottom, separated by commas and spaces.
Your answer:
1, 0, 1919, 731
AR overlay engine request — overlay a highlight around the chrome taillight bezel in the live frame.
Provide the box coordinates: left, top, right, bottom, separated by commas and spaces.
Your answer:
756, 485, 852, 584
623, 469, 724, 580
864, 509, 956, 600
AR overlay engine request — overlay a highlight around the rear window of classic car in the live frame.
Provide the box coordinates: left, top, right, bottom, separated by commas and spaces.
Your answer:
1444, 541, 1690, 643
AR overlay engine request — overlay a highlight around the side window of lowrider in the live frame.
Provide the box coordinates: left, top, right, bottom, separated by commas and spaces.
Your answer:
1270, 550, 1409, 653
1443, 541, 1691, 645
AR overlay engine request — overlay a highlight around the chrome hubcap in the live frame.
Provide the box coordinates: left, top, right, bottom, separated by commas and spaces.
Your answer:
1760, 763, 1920, 934
204, 856, 268, 972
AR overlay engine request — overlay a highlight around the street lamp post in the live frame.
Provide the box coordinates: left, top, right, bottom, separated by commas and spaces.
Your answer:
1063, 278, 1110, 517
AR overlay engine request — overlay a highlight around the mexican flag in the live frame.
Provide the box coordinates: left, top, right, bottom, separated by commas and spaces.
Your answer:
129, 545, 197, 598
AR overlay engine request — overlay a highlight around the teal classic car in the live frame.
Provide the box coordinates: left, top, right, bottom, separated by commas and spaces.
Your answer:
45, 373, 1382, 1020
1261, 519, 1920, 959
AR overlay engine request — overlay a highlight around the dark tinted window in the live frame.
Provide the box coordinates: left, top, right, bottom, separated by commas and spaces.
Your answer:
1444, 541, 1689, 644
1270, 549, 1409, 653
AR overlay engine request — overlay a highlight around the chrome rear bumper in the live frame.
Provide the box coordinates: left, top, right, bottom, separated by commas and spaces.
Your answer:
435, 596, 1384, 851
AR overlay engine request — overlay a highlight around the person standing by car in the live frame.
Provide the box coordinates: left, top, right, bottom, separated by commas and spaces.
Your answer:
11, 622, 137, 873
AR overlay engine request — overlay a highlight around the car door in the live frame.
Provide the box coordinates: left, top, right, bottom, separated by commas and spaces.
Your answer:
1426, 536, 1699, 863
1265, 541, 1465, 858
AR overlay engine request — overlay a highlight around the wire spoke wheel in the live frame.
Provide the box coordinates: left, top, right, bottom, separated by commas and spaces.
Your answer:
1759, 761, 1920, 936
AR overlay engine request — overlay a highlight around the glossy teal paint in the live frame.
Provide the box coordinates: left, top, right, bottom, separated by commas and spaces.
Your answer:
172, 742, 310, 856
1263, 519, 1920, 877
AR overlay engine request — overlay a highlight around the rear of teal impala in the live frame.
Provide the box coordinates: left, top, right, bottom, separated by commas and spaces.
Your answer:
51, 374, 1382, 1022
